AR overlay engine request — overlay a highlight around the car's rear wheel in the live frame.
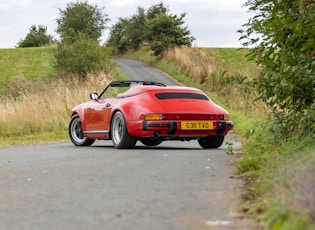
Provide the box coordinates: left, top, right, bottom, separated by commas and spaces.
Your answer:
69, 114, 95, 146
111, 111, 137, 149
198, 136, 224, 149
140, 138, 163, 146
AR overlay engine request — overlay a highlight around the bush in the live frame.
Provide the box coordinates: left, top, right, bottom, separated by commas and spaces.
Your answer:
239, 0, 315, 137
54, 37, 111, 77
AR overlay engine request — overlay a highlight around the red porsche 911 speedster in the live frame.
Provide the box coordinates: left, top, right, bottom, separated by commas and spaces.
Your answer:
69, 80, 234, 149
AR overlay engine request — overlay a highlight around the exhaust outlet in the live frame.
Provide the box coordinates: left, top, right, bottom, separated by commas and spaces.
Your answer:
153, 131, 161, 138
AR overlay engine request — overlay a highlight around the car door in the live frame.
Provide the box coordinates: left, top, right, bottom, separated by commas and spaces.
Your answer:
84, 98, 113, 133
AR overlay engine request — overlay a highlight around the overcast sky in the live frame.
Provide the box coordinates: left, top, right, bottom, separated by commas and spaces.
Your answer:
0, 0, 250, 48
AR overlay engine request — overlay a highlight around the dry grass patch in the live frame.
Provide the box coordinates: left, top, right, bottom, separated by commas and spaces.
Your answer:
162, 46, 267, 116
163, 46, 216, 84
0, 72, 113, 144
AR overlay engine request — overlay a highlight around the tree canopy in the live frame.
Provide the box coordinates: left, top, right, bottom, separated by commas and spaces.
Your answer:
107, 2, 195, 56
239, 0, 315, 136
56, 0, 109, 43
144, 12, 194, 56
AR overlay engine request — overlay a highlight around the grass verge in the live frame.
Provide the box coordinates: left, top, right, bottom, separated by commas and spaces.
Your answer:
240, 132, 315, 230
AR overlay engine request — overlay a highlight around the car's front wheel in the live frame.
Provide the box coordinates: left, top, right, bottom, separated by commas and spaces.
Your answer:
69, 114, 95, 146
111, 111, 137, 149
198, 136, 224, 149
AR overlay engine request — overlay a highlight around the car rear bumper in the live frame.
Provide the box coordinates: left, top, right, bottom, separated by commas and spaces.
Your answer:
141, 120, 234, 136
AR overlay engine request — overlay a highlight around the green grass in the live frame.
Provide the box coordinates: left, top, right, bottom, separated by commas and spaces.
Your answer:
203, 48, 260, 76
1, 130, 68, 147
0, 46, 56, 85
241, 134, 315, 229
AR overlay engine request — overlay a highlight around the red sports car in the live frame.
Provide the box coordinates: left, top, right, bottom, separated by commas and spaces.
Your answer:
69, 80, 234, 149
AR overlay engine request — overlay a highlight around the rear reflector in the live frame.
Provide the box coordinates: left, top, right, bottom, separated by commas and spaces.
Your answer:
144, 113, 229, 121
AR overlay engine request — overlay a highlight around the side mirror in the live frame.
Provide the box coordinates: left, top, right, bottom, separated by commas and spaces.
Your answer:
90, 92, 98, 100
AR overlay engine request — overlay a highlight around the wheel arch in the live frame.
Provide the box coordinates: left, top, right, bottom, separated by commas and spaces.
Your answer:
109, 109, 120, 139
70, 106, 87, 131
110, 109, 137, 149
109, 106, 136, 139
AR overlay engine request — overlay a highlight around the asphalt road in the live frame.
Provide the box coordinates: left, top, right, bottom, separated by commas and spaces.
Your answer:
0, 59, 252, 230
112, 59, 179, 85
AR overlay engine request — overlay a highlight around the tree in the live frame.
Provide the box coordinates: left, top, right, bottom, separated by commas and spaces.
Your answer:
54, 1, 111, 78
106, 2, 194, 56
239, 0, 315, 135
126, 7, 146, 49
56, 0, 109, 43
106, 18, 130, 54
17, 25, 53, 47
144, 12, 195, 56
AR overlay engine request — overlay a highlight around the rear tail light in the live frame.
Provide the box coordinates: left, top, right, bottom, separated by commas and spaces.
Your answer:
144, 114, 168, 120
218, 114, 229, 120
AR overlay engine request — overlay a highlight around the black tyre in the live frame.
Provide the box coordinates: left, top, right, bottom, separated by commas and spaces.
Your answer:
198, 136, 224, 149
69, 114, 95, 146
111, 111, 137, 149
140, 138, 163, 146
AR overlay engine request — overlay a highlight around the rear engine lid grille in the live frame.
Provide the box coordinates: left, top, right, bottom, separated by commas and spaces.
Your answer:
155, 92, 209, 101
